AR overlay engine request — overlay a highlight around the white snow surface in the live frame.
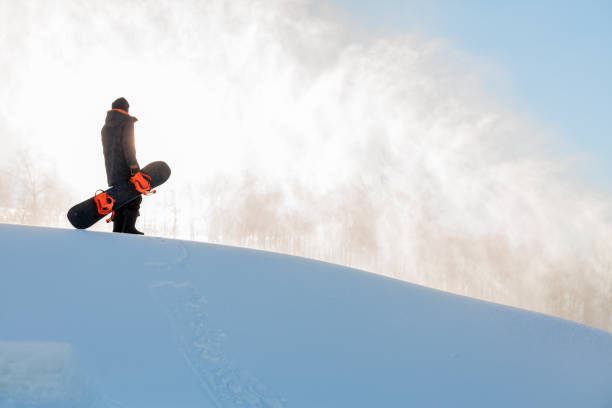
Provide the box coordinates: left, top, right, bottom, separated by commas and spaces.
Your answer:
1, 223, 611, 407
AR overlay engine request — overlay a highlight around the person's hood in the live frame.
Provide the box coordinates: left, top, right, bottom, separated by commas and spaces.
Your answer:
104, 109, 138, 127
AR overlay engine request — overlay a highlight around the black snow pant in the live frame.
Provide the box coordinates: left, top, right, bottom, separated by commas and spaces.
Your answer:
118, 196, 142, 218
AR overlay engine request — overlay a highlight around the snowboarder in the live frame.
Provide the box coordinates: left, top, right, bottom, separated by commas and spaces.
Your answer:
101, 97, 144, 234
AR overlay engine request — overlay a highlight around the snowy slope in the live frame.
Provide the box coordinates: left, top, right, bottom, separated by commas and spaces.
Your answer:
1, 224, 611, 408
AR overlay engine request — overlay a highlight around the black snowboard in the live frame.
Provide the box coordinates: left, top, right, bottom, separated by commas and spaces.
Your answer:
67, 161, 171, 229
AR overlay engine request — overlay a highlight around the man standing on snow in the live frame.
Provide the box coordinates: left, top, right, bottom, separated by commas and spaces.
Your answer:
101, 97, 144, 235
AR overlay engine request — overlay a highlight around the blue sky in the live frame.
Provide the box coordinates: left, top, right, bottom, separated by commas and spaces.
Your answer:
333, 0, 611, 188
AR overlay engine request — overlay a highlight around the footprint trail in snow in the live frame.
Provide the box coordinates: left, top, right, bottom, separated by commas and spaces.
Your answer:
150, 281, 286, 408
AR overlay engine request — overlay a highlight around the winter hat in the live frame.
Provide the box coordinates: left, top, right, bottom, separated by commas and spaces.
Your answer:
111, 97, 130, 112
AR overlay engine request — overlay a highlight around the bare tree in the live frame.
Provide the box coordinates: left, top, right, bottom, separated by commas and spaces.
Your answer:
0, 166, 10, 208
4, 149, 70, 226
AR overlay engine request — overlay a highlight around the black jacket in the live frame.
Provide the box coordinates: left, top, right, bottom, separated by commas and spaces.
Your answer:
101, 109, 140, 186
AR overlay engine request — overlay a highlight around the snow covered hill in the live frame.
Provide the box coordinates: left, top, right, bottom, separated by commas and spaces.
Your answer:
1, 223, 611, 408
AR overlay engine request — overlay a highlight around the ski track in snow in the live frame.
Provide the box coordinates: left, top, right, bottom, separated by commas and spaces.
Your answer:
150, 281, 286, 408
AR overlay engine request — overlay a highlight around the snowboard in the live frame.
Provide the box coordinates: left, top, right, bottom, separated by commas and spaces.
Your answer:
67, 161, 171, 229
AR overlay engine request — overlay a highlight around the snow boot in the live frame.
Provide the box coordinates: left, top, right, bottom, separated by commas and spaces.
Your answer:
112, 214, 125, 233
123, 214, 144, 235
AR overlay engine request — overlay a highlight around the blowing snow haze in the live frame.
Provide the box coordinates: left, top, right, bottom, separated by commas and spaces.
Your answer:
0, 0, 611, 331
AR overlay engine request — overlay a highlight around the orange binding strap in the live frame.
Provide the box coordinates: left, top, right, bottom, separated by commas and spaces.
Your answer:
94, 191, 116, 222
130, 172, 156, 195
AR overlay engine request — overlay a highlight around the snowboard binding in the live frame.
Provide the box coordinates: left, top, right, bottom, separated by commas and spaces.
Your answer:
130, 172, 156, 195
94, 191, 116, 222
